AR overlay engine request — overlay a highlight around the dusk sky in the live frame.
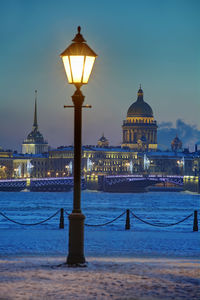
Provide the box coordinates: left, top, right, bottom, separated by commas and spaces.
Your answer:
0, 0, 199, 151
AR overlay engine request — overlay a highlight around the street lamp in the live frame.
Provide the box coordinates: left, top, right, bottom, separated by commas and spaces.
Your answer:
60, 26, 97, 266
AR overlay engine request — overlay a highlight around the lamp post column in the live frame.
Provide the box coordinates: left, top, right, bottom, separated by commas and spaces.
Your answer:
67, 87, 86, 265
60, 26, 97, 266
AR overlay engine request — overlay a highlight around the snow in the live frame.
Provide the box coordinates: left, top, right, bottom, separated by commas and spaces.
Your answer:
0, 191, 199, 299
0, 256, 199, 300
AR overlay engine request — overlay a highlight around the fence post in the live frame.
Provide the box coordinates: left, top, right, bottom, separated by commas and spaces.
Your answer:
125, 209, 130, 230
193, 210, 198, 232
59, 208, 64, 229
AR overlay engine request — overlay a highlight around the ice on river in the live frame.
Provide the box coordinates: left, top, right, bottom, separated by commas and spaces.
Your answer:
0, 191, 199, 299
0, 190, 199, 257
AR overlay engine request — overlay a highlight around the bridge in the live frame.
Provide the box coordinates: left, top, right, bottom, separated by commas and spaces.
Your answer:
0, 175, 184, 192
98, 175, 184, 192
0, 177, 85, 192
104, 175, 183, 185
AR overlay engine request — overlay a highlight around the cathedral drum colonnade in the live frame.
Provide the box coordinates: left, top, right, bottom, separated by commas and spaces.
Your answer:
122, 86, 157, 151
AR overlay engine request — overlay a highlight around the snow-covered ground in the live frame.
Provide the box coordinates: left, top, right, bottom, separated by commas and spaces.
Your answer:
0, 191, 199, 299
0, 256, 199, 300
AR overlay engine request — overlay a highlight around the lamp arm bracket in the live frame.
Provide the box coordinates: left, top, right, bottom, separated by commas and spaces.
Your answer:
64, 105, 92, 108
82, 105, 92, 108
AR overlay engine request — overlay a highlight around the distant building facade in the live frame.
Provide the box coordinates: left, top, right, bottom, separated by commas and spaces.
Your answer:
122, 86, 157, 151
48, 146, 138, 177
140, 151, 194, 176
1, 86, 200, 181
0, 150, 13, 179
22, 91, 48, 155
0, 146, 199, 180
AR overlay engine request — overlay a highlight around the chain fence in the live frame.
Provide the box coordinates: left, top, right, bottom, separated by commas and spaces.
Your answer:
0, 210, 60, 226
85, 211, 126, 227
0, 208, 198, 231
130, 210, 194, 227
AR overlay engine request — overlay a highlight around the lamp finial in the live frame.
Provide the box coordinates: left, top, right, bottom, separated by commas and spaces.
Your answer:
72, 26, 86, 43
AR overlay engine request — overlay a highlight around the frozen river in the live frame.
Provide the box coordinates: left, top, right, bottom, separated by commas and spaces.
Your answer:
0, 190, 199, 257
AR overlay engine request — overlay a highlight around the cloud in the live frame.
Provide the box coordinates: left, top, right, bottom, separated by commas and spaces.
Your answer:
158, 121, 173, 128
158, 119, 200, 150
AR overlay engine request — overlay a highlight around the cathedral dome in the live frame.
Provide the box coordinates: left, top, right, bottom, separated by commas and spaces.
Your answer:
97, 133, 109, 148
127, 87, 153, 117
171, 135, 182, 152
26, 128, 46, 144
99, 135, 107, 142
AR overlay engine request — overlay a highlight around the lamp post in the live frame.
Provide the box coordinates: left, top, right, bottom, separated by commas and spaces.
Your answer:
60, 27, 97, 266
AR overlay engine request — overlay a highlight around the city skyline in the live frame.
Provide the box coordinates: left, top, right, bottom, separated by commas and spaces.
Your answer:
0, 0, 200, 151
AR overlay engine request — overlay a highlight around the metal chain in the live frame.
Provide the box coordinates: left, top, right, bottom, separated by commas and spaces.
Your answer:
85, 211, 126, 227
0, 208, 194, 228
130, 210, 193, 227
0, 210, 60, 226
65, 209, 126, 227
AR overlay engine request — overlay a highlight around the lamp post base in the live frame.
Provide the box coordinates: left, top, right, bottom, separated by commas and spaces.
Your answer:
67, 212, 86, 266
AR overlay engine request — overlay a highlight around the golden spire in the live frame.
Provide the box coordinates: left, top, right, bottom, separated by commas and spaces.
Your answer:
137, 84, 143, 98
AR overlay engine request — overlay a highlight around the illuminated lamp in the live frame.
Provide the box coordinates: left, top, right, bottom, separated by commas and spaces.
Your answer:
60, 26, 97, 86
60, 26, 97, 266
